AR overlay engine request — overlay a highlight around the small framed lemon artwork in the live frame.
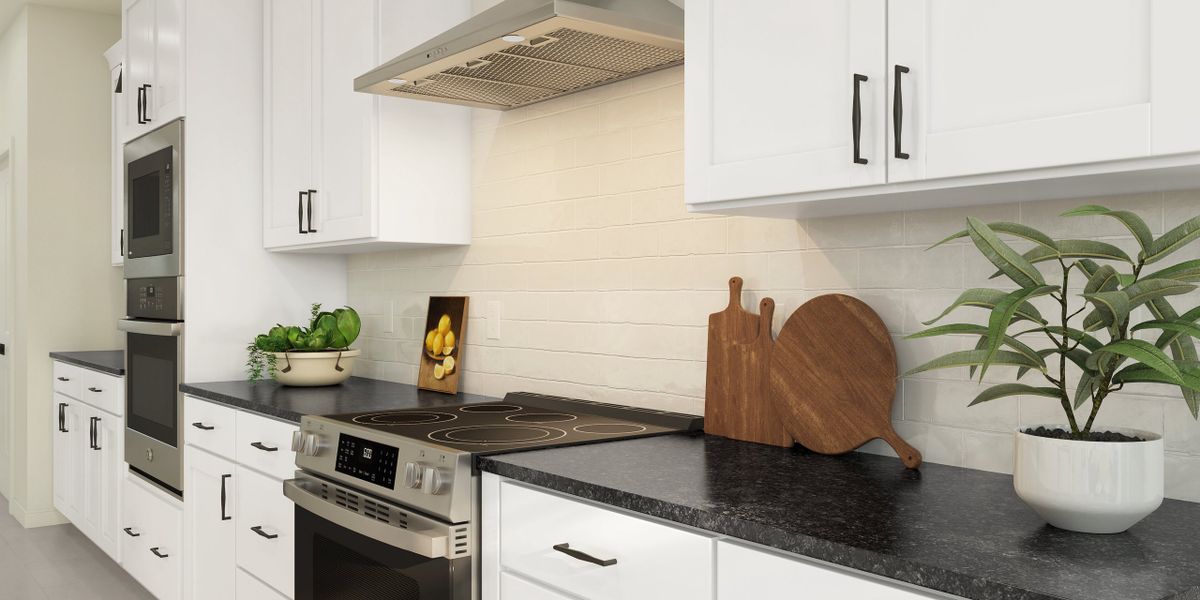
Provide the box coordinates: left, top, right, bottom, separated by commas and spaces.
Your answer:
419, 296, 468, 394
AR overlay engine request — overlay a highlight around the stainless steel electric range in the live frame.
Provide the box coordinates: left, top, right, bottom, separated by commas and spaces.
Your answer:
284, 391, 702, 600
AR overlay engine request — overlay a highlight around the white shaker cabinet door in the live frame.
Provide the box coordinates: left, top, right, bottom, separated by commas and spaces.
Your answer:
51, 394, 82, 524
686, 0, 887, 206
80, 406, 123, 562
888, 0, 1200, 181
183, 447, 237, 600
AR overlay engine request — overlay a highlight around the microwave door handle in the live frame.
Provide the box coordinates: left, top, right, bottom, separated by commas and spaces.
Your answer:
118, 319, 183, 336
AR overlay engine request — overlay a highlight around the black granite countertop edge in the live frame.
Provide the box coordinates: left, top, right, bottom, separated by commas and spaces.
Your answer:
49, 351, 125, 376
477, 457, 1067, 600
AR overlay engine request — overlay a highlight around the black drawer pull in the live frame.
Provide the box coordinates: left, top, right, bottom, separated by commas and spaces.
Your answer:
150, 547, 168, 559
192, 422, 215, 431
87, 387, 103, 393
553, 543, 617, 567
893, 64, 910, 159
250, 441, 278, 452
56, 376, 70, 382
123, 527, 140, 537
251, 525, 278, 540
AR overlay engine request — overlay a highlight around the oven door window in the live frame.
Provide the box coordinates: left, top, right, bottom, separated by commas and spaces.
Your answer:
126, 332, 179, 445
127, 146, 174, 258
296, 507, 469, 600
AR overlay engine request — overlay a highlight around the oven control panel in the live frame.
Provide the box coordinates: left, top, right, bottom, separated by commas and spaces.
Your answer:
334, 434, 400, 489
127, 276, 182, 320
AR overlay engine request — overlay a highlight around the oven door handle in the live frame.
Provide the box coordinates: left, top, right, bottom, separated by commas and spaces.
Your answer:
283, 478, 451, 559
118, 319, 183, 336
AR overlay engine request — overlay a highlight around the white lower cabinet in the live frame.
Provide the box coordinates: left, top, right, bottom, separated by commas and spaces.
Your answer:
500, 573, 572, 600
123, 472, 183, 600
183, 395, 297, 600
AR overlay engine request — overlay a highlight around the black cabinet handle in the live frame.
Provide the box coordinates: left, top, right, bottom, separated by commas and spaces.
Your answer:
120, 229, 124, 256
56, 376, 70, 382
893, 65, 910, 159
137, 85, 148, 124
142, 84, 152, 122
191, 422, 215, 431
250, 441, 278, 452
298, 191, 308, 235
87, 386, 103, 393
123, 527, 140, 537
220, 474, 232, 521
553, 543, 617, 567
852, 73, 868, 165
88, 417, 97, 450
92, 417, 102, 451
150, 547, 169, 559
306, 189, 318, 233
250, 525, 278, 540
57, 403, 67, 433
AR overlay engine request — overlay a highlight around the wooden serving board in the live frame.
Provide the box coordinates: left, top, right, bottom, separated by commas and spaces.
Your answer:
769, 294, 921, 468
704, 277, 793, 447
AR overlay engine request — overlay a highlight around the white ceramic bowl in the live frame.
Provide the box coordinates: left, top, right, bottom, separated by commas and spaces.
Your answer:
271, 349, 361, 387
1013, 425, 1163, 534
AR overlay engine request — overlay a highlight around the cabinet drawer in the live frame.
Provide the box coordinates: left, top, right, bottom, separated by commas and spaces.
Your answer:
79, 368, 123, 415
500, 572, 572, 600
236, 567, 290, 600
236, 466, 294, 597
53, 362, 82, 398
499, 481, 713, 600
123, 473, 183, 600
185, 396, 238, 457
236, 411, 298, 480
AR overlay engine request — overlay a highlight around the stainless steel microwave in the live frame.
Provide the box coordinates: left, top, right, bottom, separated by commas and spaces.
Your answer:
124, 119, 182, 279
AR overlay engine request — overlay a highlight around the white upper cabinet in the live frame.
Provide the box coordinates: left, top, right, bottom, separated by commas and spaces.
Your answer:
687, 0, 1200, 218
105, 41, 125, 266
686, 0, 886, 204
122, 0, 184, 142
263, 0, 472, 252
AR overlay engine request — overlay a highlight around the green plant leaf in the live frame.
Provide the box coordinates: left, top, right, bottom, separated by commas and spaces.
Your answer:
903, 350, 1045, 378
1083, 264, 1121, 294
981, 286, 1059, 379
1086, 339, 1182, 382
922, 288, 1046, 326
1060, 205, 1154, 255
1112, 363, 1200, 394
1042, 326, 1104, 352
1142, 259, 1200, 283
1131, 320, 1200, 341
967, 217, 1046, 288
1147, 299, 1200, 418
1124, 278, 1196, 309
1145, 215, 1200, 264
1081, 291, 1131, 331
1074, 372, 1098, 409
929, 222, 1058, 252
906, 323, 1046, 370
969, 384, 1061, 407
989, 242, 1133, 280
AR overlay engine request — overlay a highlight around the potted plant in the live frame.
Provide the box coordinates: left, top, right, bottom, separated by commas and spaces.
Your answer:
906, 205, 1200, 533
246, 303, 362, 386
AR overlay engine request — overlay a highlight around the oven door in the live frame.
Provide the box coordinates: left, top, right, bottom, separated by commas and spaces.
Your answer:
286, 475, 472, 600
124, 119, 182, 279
120, 318, 184, 493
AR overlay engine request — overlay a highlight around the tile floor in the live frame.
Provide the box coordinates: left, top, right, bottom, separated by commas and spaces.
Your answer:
0, 496, 153, 599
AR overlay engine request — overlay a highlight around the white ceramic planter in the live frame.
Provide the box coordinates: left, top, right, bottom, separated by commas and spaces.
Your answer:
1013, 425, 1163, 534
271, 349, 361, 387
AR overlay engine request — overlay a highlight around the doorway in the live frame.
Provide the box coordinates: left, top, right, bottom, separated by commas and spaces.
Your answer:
0, 143, 12, 501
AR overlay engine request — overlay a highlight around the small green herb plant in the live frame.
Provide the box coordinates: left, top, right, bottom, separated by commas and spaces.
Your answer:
246, 303, 362, 381
905, 205, 1200, 439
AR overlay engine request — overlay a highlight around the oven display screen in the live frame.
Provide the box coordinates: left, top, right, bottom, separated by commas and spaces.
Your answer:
334, 434, 399, 489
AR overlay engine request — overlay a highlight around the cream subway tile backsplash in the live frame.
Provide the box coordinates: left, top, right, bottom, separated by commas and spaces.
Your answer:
350, 65, 1200, 501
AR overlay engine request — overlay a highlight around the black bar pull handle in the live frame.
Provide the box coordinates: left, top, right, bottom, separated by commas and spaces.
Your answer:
852, 74, 868, 165
56, 376, 70, 382
251, 525, 278, 540
893, 65, 910, 159
57, 403, 67, 433
553, 543, 617, 567
136, 86, 144, 124
88, 417, 97, 450
192, 422, 215, 431
298, 191, 308, 235
250, 441, 278, 452
92, 417, 102, 451
306, 189, 318, 233
150, 547, 169, 559
142, 84, 152, 122
123, 527, 140, 537
220, 474, 232, 521
87, 386, 103, 393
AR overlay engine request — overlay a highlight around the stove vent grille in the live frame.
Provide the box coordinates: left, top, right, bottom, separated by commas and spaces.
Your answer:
316, 481, 411, 529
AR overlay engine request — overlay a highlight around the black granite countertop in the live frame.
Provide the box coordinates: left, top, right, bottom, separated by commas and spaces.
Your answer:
180, 377, 495, 423
478, 434, 1200, 600
49, 350, 125, 376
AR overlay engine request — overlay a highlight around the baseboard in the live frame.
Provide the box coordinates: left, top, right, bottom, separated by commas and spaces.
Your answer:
8, 498, 69, 528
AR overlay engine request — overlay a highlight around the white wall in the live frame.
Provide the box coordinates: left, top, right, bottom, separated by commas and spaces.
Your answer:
346, 65, 1200, 503
3, 5, 123, 526
0, 11, 26, 504
182, 0, 346, 382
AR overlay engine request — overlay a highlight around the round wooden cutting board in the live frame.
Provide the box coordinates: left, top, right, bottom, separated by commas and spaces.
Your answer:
769, 294, 921, 469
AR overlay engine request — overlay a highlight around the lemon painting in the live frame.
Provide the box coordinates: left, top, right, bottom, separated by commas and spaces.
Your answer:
418, 296, 468, 394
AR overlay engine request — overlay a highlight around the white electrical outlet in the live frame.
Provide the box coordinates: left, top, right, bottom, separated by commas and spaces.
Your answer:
486, 301, 501, 339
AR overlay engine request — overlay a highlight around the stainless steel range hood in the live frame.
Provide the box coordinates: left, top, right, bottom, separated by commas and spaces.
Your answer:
355, 0, 684, 111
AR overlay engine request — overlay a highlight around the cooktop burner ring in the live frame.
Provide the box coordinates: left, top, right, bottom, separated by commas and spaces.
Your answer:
428, 424, 567, 445
459, 404, 523, 414
351, 411, 459, 425
505, 412, 578, 424
574, 423, 648, 435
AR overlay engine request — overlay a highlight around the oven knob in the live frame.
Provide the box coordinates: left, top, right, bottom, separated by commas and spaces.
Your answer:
291, 431, 304, 452
421, 466, 447, 495
403, 462, 423, 489
300, 433, 323, 456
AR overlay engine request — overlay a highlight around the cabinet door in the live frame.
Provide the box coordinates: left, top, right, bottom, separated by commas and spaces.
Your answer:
183, 448, 237, 600
887, 0, 1195, 180
105, 44, 125, 266
686, 0, 887, 205
80, 407, 122, 561
500, 573, 572, 600
717, 541, 941, 599
123, 0, 155, 141
51, 394, 82, 523
150, 0, 184, 125
264, 0, 317, 249
236, 466, 294, 598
